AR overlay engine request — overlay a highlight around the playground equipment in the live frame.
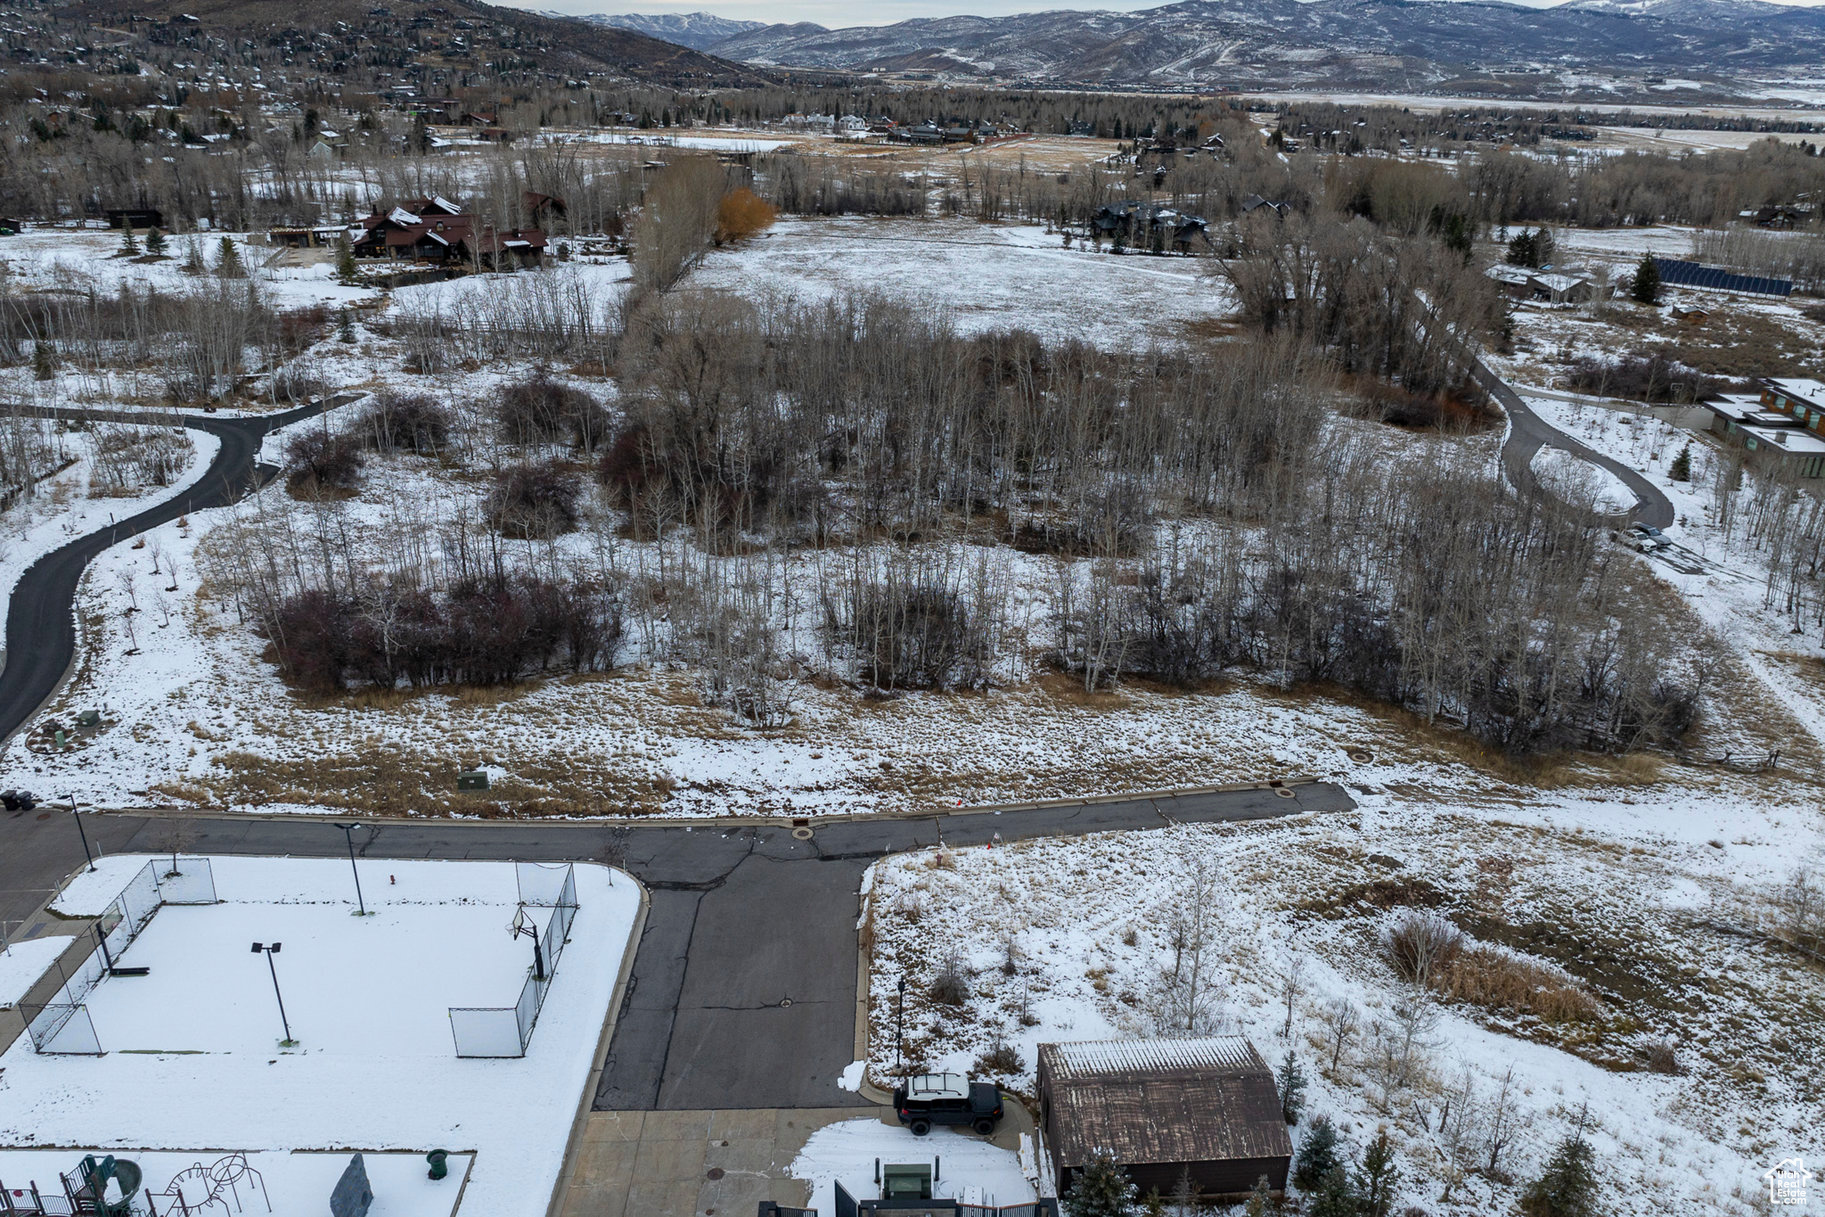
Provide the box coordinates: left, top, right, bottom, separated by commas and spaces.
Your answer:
0, 1153, 269, 1217
0, 1154, 142, 1217
149, 1154, 269, 1217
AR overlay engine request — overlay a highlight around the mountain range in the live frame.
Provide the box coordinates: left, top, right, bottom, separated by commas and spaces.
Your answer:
591, 0, 1825, 93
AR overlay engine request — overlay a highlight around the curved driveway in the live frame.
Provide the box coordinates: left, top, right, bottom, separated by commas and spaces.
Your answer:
0, 397, 359, 744
1468, 360, 1676, 530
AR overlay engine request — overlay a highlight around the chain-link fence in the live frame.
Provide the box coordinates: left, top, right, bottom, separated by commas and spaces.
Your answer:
450, 863, 579, 1058
24, 857, 220, 1054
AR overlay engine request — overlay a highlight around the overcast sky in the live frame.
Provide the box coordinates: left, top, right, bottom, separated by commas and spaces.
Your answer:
520, 0, 1821, 26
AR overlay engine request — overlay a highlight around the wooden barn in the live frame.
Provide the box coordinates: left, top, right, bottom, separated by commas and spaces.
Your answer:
1037, 1036, 1291, 1200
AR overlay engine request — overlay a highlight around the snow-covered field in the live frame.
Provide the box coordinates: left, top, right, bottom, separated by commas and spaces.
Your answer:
0, 228, 374, 312
0, 426, 216, 626
1528, 443, 1636, 514
689, 218, 1233, 348
789, 1119, 1036, 1214
0, 856, 639, 1217
0, 937, 70, 1009
861, 792, 1823, 1216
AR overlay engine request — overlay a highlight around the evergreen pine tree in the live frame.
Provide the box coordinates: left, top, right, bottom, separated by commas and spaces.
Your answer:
1293, 1116, 1342, 1190
1630, 253, 1661, 304
1670, 443, 1693, 482
183, 240, 206, 275
1065, 1149, 1137, 1217
1358, 1128, 1401, 1217
216, 236, 244, 279
119, 225, 140, 256
32, 340, 55, 381
1140, 1188, 1166, 1217
336, 235, 359, 285
1277, 1050, 1308, 1124
1520, 1132, 1600, 1217
1507, 229, 1537, 267
1307, 1165, 1357, 1217
1241, 1176, 1273, 1217
337, 307, 356, 343
146, 227, 167, 256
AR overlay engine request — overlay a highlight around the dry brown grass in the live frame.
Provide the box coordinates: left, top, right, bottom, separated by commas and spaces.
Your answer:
1436, 945, 1602, 1023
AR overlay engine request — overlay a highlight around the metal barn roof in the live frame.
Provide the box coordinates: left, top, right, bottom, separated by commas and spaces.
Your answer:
1038, 1037, 1290, 1170
1651, 258, 1792, 298
1045, 1036, 1263, 1080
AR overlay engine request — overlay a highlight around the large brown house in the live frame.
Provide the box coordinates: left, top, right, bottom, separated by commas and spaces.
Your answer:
353, 197, 546, 271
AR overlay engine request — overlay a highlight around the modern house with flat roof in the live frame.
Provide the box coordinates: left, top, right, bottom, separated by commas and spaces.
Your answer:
1701, 381, 1825, 480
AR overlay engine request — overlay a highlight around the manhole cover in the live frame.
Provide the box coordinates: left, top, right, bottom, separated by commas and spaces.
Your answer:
1348, 748, 1374, 763
706, 1168, 725, 1181
779, 997, 794, 1008
791, 826, 813, 840
1273, 787, 1296, 798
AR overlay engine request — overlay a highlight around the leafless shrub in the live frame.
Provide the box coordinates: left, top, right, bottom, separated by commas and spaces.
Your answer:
486, 460, 583, 539
975, 1037, 1024, 1077
283, 429, 364, 495
929, 947, 971, 1007
1385, 910, 1465, 987
359, 392, 453, 455
1639, 1037, 1684, 1075
498, 369, 607, 449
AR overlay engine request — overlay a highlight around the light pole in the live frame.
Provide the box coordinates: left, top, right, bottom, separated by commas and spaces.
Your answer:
895, 975, 907, 1076
511, 910, 545, 982
68, 797, 95, 872
331, 822, 368, 916
250, 942, 295, 1046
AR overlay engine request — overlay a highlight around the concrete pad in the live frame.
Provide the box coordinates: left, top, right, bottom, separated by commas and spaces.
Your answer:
555, 1108, 866, 1217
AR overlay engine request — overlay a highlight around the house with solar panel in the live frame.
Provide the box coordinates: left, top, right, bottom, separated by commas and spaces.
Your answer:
1652, 258, 1792, 299
1036, 1036, 1292, 1200
1701, 378, 1825, 480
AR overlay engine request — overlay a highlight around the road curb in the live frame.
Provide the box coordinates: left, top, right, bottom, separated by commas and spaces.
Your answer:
546, 866, 649, 1217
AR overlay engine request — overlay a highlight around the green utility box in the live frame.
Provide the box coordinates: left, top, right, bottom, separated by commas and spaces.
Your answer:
881, 1164, 933, 1201
457, 770, 489, 791
77, 710, 102, 728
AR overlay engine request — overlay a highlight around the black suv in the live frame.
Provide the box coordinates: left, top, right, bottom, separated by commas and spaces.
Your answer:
891, 1073, 1004, 1136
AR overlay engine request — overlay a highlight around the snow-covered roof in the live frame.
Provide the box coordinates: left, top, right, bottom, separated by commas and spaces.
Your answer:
388, 206, 420, 226
1765, 378, 1825, 412
430, 195, 460, 215
1043, 1035, 1264, 1080
1742, 423, 1825, 455
904, 1073, 970, 1100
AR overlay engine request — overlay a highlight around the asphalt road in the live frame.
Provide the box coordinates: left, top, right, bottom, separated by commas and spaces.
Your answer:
1470, 360, 1677, 530
0, 398, 357, 745
0, 783, 1356, 1111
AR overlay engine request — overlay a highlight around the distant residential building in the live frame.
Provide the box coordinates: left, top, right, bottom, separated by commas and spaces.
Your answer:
1701, 380, 1825, 479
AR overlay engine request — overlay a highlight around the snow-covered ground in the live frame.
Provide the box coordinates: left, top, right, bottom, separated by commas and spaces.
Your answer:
789, 1119, 1036, 1214
0, 937, 70, 1009
861, 793, 1823, 1216
1528, 443, 1636, 513
0, 228, 375, 311
1520, 396, 1825, 749
688, 218, 1232, 348
0, 1148, 470, 1217
0, 856, 639, 1217
0, 427, 217, 625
